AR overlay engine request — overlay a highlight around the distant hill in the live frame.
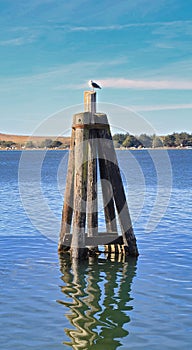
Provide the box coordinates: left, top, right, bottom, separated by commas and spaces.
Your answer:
0, 133, 71, 149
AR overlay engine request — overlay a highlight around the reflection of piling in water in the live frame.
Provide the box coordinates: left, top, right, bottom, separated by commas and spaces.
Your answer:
59, 91, 139, 260
57, 255, 137, 349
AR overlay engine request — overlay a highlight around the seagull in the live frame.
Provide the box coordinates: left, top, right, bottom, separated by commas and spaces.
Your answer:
89, 80, 102, 91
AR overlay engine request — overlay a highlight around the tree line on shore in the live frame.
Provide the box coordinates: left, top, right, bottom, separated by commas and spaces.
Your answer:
112, 132, 192, 148
0, 132, 192, 150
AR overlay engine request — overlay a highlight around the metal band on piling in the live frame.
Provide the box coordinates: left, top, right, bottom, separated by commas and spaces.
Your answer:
72, 123, 109, 130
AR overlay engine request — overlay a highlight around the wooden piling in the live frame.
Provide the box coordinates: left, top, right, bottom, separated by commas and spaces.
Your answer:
87, 128, 98, 251
96, 123, 139, 257
59, 128, 75, 252
70, 113, 90, 260
84, 91, 96, 114
59, 90, 139, 259
97, 115, 118, 234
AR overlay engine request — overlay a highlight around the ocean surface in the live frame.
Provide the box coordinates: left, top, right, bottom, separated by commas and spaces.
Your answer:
0, 149, 192, 349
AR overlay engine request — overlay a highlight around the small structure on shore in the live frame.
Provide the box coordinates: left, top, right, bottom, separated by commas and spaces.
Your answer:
58, 91, 139, 260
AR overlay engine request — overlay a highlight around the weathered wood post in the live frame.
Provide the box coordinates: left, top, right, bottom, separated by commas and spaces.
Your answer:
59, 91, 139, 259
59, 128, 75, 246
70, 111, 90, 259
97, 126, 138, 256
85, 92, 98, 253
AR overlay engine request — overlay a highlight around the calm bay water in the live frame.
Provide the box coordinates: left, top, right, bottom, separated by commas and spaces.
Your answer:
0, 149, 192, 349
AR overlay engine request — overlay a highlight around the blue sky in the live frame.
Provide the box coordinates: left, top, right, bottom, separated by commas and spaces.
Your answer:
0, 0, 192, 135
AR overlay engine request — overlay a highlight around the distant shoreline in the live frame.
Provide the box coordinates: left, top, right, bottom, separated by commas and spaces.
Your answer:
0, 147, 192, 151
1, 132, 192, 151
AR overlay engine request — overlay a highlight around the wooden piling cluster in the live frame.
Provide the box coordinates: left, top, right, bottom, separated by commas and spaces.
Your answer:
59, 91, 139, 259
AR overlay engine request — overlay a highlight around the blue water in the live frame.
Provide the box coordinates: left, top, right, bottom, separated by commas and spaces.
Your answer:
0, 150, 192, 349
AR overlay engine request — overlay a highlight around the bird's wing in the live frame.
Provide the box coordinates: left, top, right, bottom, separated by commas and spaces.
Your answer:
93, 82, 101, 89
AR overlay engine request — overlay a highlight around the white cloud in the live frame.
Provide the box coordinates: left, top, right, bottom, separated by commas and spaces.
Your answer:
99, 78, 192, 90
132, 104, 192, 112
55, 20, 192, 33
0, 32, 37, 46
0, 37, 30, 46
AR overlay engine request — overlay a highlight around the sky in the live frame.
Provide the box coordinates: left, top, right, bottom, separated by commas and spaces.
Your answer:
0, 0, 192, 136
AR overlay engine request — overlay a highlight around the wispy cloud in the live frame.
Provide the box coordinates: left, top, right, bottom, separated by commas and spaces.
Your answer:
152, 20, 192, 38
99, 78, 192, 90
3, 19, 191, 49
8, 19, 192, 35
0, 59, 125, 92
132, 104, 192, 112
0, 36, 35, 46
66, 24, 140, 32
0, 22, 44, 47
54, 20, 192, 33
154, 42, 175, 49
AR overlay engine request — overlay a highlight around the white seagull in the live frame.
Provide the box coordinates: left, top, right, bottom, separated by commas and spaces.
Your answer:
89, 80, 102, 91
